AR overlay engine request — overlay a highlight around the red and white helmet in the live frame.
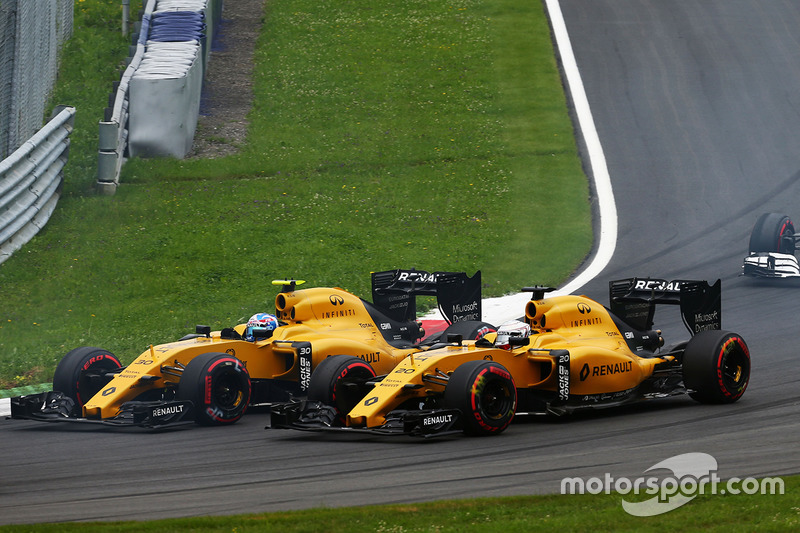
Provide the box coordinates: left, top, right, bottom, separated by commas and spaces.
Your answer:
495, 320, 532, 349
245, 313, 279, 341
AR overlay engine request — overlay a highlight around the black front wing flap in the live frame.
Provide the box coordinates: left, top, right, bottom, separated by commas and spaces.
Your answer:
269, 400, 463, 438
9, 391, 194, 428
269, 399, 339, 429
11, 391, 76, 420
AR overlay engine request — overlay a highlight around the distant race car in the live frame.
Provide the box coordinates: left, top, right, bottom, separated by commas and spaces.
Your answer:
271, 278, 751, 438
742, 212, 799, 277
10, 269, 494, 428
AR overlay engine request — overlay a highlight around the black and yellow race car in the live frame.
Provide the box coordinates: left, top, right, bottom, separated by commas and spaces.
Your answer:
271, 278, 750, 438
10, 269, 493, 428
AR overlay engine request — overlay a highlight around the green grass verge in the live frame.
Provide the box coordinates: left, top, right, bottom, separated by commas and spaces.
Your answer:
0, 382, 51, 399
0, 0, 590, 388
0, 478, 797, 532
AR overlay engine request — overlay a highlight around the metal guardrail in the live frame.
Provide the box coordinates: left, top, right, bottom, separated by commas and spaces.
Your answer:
97, 34, 142, 196
0, 106, 76, 265
96, 1, 150, 196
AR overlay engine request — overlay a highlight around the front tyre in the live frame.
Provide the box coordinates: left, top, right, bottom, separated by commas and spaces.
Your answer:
444, 360, 517, 436
683, 330, 750, 404
52, 347, 122, 409
307, 354, 376, 421
177, 352, 251, 425
749, 212, 795, 254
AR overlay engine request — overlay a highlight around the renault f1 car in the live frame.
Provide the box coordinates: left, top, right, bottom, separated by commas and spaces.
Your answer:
10, 269, 494, 428
271, 278, 750, 438
742, 212, 800, 277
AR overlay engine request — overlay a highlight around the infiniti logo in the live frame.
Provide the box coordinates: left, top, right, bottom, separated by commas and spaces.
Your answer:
577, 302, 591, 314
329, 295, 344, 305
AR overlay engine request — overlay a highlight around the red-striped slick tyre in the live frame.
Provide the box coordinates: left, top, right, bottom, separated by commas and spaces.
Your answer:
177, 352, 251, 425
307, 354, 376, 422
683, 330, 750, 404
749, 212, 795, 254
438, 320, 496, 341
52, 347, 123, 409
444, 360, 517, 436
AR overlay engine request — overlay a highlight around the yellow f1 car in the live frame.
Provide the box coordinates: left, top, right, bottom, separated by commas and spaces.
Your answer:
270, 278, 750, 437
10, 269, 492, 428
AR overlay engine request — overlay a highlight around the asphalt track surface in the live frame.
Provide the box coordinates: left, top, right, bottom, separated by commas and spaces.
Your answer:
3, 0, 800, 524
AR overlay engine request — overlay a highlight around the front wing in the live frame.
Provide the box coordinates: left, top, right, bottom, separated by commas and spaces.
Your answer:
9, 391, 194, 428
742, 252, 800, 278
269, 400, 463, 438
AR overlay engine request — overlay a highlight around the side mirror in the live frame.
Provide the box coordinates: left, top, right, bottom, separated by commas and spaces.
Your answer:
446, 333, 463, 346
509, 336, 530, 347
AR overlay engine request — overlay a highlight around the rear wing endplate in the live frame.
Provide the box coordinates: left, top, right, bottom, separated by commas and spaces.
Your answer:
371, 269, 481, 324
608, 278, 721, 335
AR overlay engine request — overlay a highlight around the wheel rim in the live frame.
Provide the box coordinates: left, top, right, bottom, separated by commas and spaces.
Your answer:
213, 370, 245, 410
719, 337, 749, 393
721, 351, 747, 389
476, 378, 514, 420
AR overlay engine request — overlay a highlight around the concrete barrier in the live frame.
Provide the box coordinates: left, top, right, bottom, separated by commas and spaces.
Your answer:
96, 0, 222, 194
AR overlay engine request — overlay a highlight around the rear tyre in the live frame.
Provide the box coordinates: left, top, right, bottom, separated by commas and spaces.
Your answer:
438, 320, 496, 341
749, 212, 795, 254
444, 360, 516, 436
177, 352, 251, 425
52, 347, 122, 409
307, 354, 376, 421
683, 330, 750, 404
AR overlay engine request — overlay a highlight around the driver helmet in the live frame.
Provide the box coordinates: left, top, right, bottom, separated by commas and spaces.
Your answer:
495, 320, 532, 349
244, 313, 279, 341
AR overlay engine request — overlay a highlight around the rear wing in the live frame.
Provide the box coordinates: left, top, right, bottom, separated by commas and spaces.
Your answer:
608, 278, 721, 335
371, 269, 481, 324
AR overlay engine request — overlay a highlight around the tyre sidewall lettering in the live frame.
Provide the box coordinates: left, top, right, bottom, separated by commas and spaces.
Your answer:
81, 354, 118, 372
